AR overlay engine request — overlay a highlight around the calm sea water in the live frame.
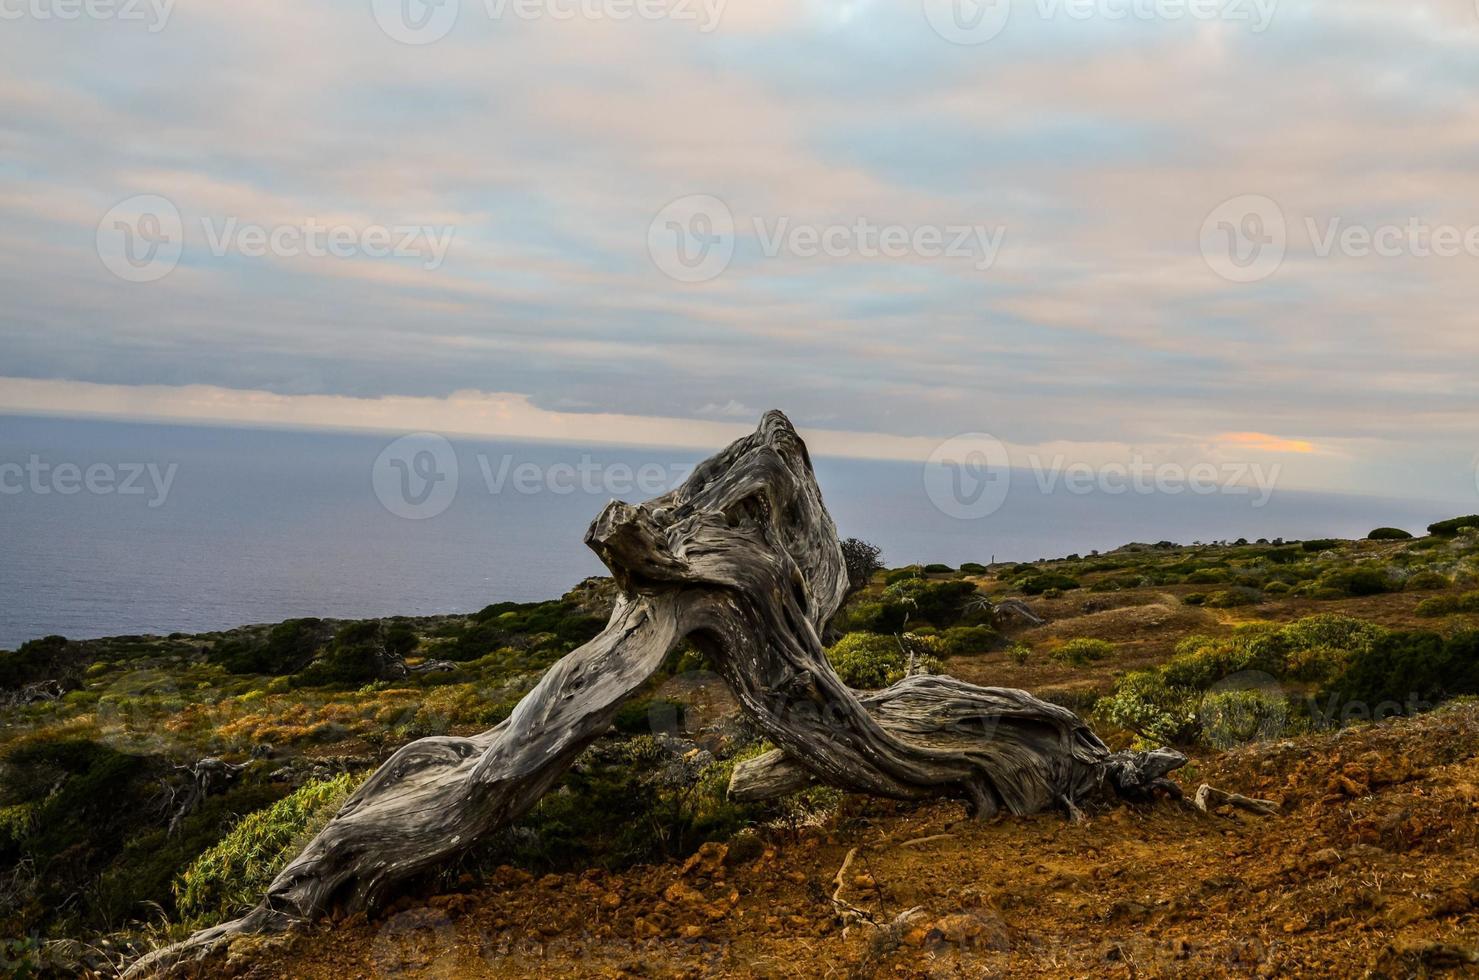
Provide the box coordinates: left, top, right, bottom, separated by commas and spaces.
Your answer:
0, 414, 1458, 650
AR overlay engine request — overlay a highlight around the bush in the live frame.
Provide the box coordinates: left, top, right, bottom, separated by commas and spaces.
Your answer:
840, 539, 884, 594
1018, 572, 1079, 596
1405, 571, 1452, 591
1317, 566, 1397, 597
938, 625, 997, 655
1302, 539, 1341, 552
959, 562, 988, 574
923, 564, 955, 574
1199, 690, 1292, 749
1367, 527, 1414, 541
825, 633, 941, 689
1006, 643, 1031, 666
884, 567, 925, 586
1097, 672, 1197, 745
1051, 638, 1113, 666
1428, 515, 1479, 536
1416, 595, 1461, 617
1322, 629, 1479, 718
879, 579, 989, 628
1415, 591, 1479, 617
1186, 568, 1229, 584
1205, 587, 1263, 608
175, 773, 358, 923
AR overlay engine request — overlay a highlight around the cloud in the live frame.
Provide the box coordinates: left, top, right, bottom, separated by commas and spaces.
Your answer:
1216, 432, 1319, 455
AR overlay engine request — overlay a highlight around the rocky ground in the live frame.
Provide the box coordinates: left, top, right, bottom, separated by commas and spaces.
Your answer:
228, 702, 1479, 979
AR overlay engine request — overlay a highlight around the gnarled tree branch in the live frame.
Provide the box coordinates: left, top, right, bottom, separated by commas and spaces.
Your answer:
127, 410, 1184, 977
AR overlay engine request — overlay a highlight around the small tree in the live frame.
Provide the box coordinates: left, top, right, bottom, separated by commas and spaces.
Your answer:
840, 538, 884, 596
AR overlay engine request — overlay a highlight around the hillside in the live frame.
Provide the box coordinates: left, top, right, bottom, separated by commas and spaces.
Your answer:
3, 521, 1479, 976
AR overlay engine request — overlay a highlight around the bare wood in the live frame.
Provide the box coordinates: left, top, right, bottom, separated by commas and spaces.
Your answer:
128, 411, 1186, 977
1193, 783, 1278, 816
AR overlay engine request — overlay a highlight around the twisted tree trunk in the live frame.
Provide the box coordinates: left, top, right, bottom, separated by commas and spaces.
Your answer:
128, 410, 1184, 976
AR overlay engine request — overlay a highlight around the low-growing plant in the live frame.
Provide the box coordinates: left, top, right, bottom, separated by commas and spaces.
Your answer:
174, 772, 359, 924
1367, 527, 1414, 541
1051, 638, 1113, 666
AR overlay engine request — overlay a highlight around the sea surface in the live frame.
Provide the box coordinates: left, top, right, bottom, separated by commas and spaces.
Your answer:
0, 414, 1460, 650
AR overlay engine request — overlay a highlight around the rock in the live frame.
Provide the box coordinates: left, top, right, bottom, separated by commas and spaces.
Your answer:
1308, 848, 1341, 868
663, 882, 707, 908
680, 841, 729, 878
925, 912, 1012, 950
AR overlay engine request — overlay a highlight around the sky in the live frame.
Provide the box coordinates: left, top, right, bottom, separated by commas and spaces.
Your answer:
2, 0, 1478, 503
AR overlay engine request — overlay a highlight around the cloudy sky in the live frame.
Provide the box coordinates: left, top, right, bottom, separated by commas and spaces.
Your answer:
2, 0, 1478, 502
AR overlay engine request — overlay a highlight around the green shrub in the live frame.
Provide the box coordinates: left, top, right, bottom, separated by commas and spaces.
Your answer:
1199, 690, 1292, 749
1186, 568, 1229, 584
959, 562, 988, 574
1182, 593, 1207, 606
1264, 581, 1292, 595
1405, 571, 1452, 591
1416, 595, 1460, 617
884, 567, 925, 585
1317, 566, 1397, 597
1367, 527, 1414, 541
175, 773, 358, 923
923, 563, 955, 574
1006, 643, 1031, 666
1019, 572, 1079, 596
1302, 539, 1341, 552
1097, 672, 1197, 745
1205, 587, 1263, 608
1428, 515, 1479, 536
938, 625, 997, 655
1051, 638, 1113, 666
211, 619, 328, 675
825, 633, 941, 689
878, 578, 990, 628
1319, 628, 1479, 719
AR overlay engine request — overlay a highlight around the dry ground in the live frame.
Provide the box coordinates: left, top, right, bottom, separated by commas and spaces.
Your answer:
229, 702, 1479, 979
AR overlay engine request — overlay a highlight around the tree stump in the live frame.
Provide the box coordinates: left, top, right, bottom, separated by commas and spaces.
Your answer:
127, 410, 1185, 976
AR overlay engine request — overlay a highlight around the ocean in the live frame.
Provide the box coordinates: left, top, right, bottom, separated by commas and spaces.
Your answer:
0, 414, 1459, 650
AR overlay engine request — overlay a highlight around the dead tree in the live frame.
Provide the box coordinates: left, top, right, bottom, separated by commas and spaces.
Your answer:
127, 411, 1185, 976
